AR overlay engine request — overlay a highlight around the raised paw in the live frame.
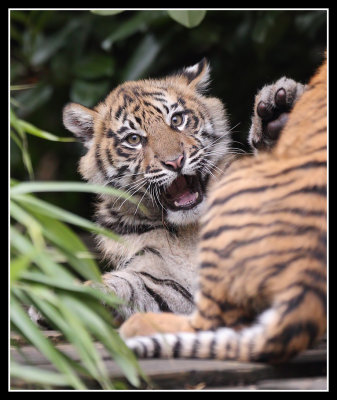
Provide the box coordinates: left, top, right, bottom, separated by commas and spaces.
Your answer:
249, 77, 306, 152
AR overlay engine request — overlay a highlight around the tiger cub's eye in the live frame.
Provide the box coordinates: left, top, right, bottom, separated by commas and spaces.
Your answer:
126, 134, 141, 146
171, 113, 184, 127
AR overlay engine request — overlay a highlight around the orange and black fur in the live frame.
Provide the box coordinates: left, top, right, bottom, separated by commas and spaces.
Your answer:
121, 58, 327, 363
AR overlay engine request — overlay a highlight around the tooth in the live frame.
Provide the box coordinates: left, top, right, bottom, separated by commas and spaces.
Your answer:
195, 192, 199, 199
174, 201, 179, 207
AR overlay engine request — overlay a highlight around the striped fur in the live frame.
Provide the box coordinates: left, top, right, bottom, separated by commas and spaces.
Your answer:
121, 57, 327, 363
63, 60, 233, 320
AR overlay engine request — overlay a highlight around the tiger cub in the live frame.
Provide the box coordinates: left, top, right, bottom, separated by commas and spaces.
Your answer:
61, 59, 231, 321
120, 57, 327, 363
60, 58, 304, 325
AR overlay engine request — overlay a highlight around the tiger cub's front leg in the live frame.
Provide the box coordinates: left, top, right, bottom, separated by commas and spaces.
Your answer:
249, 77, 306, 152
88, 249, 196, 325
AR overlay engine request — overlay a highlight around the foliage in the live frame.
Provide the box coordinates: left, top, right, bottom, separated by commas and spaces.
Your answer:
10, 10, 326, 190
10, 108, 148, 389
10, 187, 145, 388
10, 10, 326, 193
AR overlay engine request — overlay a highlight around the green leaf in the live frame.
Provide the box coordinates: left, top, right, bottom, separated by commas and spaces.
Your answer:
10, 130, 34, 180
91, 10, 125, 16
10, 181, 148, 215
10, 83, 37, 91
29, 212, 101, 282
11, 362, 69, 387
101, 11, 162, 51
20, 271, 124, 307
10, 108, 24, 138
73, 54, 115, 80
16, 119, 75, 142
10, 200, 45, 249
70, 79, 111, 108
10, 253, 35, 283
13, 194, 120, 241
12, 82, 53, 116
10, 227, 74, 280
10, 296, 86, 390
13, 287, 95, 379
60, 296, 143, 387
20, 271, 85, 292
167, 10, 207, 28
121, 34, 161, 81
28, 288, 114, 389
10, 109, 35, 179
30, 19, 79, 66
18, 284, 132, 388
57, 294, 114, 389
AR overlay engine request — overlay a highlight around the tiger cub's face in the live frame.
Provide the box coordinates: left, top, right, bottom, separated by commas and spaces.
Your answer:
63, 59, 230, 225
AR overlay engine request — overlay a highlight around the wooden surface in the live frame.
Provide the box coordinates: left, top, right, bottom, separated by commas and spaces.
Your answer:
10, 331, 327, 391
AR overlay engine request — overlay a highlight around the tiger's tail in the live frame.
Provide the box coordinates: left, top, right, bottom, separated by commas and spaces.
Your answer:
125, 293, 326, 362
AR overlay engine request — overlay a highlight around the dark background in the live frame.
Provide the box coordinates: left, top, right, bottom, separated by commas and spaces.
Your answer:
10, 9, 327, 219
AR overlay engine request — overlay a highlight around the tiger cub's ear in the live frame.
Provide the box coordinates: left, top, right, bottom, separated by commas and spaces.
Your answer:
180, 58, 211, 93
63, 103, 97, 148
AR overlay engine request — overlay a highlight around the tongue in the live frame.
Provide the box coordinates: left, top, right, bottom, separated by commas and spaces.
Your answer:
166, 176, 198, 207
174, 191, 198, 207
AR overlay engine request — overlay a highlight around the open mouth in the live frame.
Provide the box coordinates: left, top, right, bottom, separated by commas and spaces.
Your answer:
161, 174, 204, 211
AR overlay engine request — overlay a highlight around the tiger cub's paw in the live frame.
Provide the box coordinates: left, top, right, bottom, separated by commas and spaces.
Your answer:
119, 312, 194, 339
28, 306, 52, 329
249, 77, 306, 152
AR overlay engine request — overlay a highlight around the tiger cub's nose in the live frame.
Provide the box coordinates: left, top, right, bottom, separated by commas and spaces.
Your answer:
162, 153, 185, 171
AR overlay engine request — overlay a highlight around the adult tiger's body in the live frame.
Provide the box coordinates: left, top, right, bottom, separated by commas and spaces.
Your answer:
121, 57, 327, 363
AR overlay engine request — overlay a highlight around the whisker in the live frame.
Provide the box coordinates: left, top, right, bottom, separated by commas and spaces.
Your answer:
203, 159, 226, 175
118, 176, 148, 189
106, 175, 146, 193
134, 184, 150, 215
122, 172, 145, 179
113, 179, 147, 208
203, 164, 217, 180
228, 122, 241, 132
116, 183, 147, 211
204, 151, 245, 159
154, 185, 167, 213
230, 139, 246, 146
149, 184, 156, 208
202, 136, 229, 151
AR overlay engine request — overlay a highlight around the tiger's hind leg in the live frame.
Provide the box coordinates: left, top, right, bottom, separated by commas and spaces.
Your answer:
249, 77, 306, 152
187, 268, 255, 332
188, 295, 254, 332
